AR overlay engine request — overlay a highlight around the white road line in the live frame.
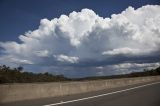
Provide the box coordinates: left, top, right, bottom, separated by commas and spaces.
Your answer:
43, 81, 160, 106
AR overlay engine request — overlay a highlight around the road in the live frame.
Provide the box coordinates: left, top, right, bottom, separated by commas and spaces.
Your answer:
1, 81, 160, 106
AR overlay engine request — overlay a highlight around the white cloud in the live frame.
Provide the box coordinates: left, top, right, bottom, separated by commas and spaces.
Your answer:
34, 50, 50, 57
112, 62, 160, 69
54, 54, 79, 63
0, 55, 33, 65
96, 66, 103, 69
102, 47, 142, 55
12, 58, 33, 64
0, 5, 160, 77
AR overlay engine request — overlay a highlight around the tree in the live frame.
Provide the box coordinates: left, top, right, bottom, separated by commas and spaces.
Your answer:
17, 66, 23, 72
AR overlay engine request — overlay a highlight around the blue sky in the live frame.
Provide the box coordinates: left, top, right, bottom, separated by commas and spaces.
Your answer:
1, 0, 159, 42
0, 0, 160, 78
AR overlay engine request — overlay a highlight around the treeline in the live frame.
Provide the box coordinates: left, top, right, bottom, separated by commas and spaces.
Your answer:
0, 65, 69, 83
0, 65, 160, 83
74, 66, 160, 81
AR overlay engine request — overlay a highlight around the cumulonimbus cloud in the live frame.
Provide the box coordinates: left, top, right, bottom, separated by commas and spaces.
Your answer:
0, 5, 160, 77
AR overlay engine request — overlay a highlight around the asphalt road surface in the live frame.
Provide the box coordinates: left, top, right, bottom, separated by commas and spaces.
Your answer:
1, 81, 160, 106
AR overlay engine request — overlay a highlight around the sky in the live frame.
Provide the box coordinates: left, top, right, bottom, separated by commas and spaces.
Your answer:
0, 0, 160, 78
